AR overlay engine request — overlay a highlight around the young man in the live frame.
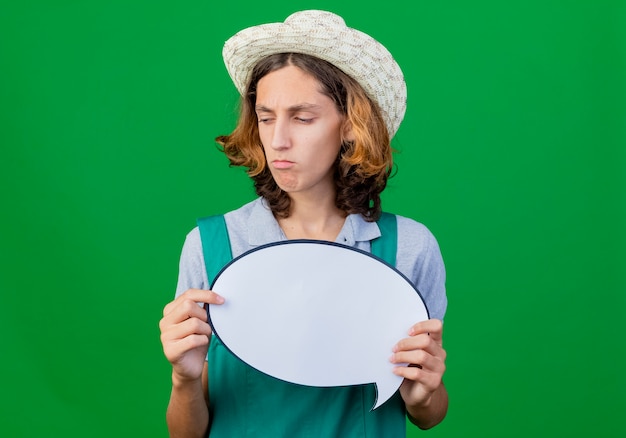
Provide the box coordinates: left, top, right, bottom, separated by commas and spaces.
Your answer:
159, 10, 448, 437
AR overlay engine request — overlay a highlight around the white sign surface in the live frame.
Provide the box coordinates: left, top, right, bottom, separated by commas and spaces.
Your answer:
208, 240, 429, 409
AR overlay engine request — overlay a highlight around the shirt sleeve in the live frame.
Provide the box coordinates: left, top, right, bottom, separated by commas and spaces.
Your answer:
395, 216, 448, 321
175, 227, 209, 298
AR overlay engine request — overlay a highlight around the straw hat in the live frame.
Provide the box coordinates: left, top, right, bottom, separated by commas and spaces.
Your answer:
222, 10, 407, 137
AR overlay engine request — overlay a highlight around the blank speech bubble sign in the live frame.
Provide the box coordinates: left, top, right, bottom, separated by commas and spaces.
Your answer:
208, 240, 429, 410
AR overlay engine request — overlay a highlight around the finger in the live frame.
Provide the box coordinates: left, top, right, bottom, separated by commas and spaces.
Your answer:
393, 364, 443, 391
163, 290, 225, 321
163, 334, 211, 363
391, 348, 446, 374
393, 331, 441, 352
159, 297, 216, 343
393, 336, 447, 363
408, 318, 442, 335
163, 289, 225, 316
390, 348, 428, 366
161, 300, 209, 332
160, 316, 213, 344
408, 318, 443, 337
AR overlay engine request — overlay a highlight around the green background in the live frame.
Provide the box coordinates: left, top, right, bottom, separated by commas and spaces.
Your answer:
1, 1, 624, 436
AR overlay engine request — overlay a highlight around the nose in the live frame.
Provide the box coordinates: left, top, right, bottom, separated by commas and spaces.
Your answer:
269, 117, 291, 150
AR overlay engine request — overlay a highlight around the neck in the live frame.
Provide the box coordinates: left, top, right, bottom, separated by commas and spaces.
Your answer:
278, 193, 346, 241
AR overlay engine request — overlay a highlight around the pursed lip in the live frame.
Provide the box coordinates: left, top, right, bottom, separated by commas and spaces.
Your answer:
271, 159, 295, 169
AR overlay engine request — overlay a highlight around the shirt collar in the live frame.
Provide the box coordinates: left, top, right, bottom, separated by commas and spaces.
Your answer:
247, 198, 380, 247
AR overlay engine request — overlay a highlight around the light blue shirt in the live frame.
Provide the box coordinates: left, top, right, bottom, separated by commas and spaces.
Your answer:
176, 197, 447, 320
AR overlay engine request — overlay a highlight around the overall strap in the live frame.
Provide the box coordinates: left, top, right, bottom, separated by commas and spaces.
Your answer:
371, 212, 398, 266
196, 215, 233, 285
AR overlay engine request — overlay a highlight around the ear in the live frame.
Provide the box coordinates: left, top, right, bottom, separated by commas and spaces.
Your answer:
342, 119, 355, 143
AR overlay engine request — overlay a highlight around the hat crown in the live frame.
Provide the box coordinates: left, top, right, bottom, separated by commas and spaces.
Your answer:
285, 10, 347, 28
223, 10, 407, 137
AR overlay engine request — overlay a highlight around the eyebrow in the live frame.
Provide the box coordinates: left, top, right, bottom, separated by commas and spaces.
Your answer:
255, 103, 323, 113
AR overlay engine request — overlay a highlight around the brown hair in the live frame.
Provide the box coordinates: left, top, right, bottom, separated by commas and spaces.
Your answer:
216, 53, 393, 221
